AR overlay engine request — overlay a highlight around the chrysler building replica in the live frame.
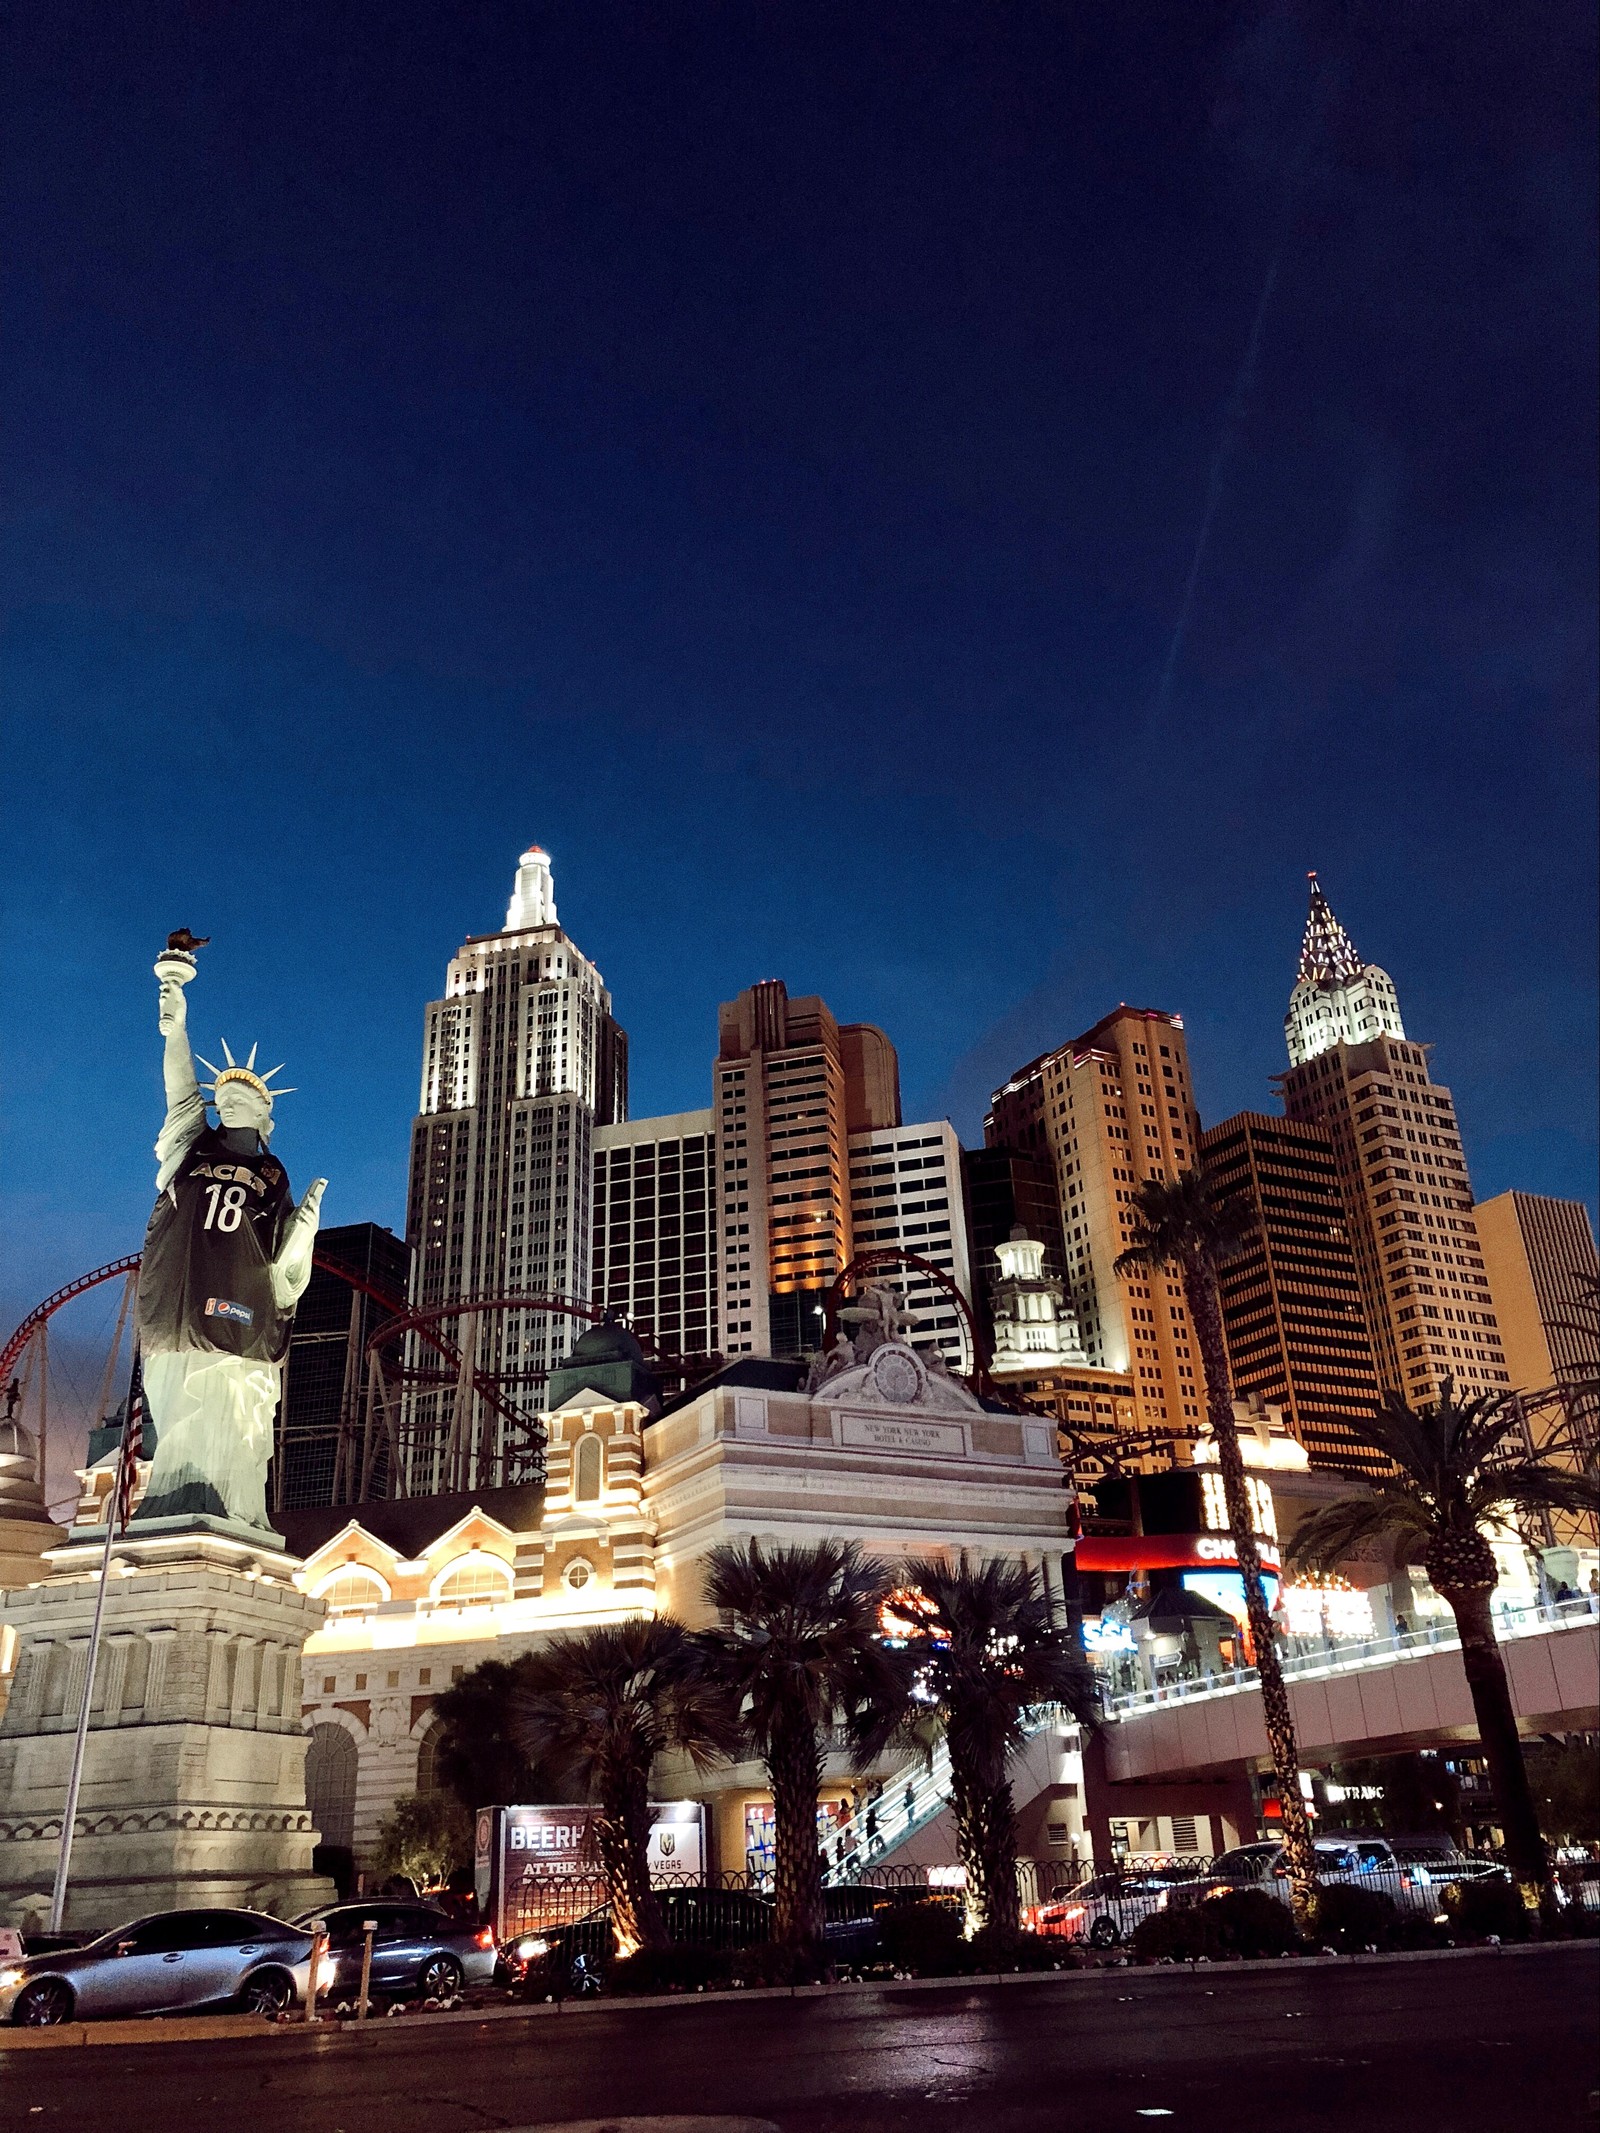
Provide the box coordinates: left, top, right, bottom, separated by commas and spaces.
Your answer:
403, 847, 627, 1492
1278, 873, 1508, 1406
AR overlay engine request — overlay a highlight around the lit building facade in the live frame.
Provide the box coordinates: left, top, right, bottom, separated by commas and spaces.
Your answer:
1200, 1112, 1387, 1476
987, 1006, 1205, 1438
403, 847, 628, 1491
1476, 1192, 1600, 1516
1277, 877, 1509, 1405
281, 1324, 1075, 1871
846, 1121, 972, 1371
592, 1112, 721, 1365
713, 981, 900, 1359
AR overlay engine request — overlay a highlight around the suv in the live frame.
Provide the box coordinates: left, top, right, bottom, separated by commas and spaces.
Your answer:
1208, 1837, 1464, 1917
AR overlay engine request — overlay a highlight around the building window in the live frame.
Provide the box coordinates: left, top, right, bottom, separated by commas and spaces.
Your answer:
319, 1568, 388, 1616
304, 1723, 358, 1852
574, 1432, 604, 1503
435, 1556, 513, 1608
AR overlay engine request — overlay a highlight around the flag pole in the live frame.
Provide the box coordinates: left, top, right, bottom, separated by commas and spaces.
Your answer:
49, 1364, 139, 1935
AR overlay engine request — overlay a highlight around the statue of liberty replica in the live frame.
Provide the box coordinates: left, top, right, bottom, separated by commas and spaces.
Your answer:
134, 936, 326, 1534
0, 935, 337, 1932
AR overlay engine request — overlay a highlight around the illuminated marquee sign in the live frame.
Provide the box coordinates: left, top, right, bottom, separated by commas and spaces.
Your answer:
476, 1801, 706, 1937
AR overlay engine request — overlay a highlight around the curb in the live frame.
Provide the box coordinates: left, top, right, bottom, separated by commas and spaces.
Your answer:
1, 1934, 1589, 2048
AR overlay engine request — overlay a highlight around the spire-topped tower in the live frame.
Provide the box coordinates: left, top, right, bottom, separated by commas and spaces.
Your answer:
505, 844, 557, 932
1284, 871, 1405, 1067
1277, 872, 1508, 1410
1297, 872, 1367, 989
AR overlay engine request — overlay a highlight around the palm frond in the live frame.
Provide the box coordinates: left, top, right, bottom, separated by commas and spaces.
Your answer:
1113, 1166, 1258, 1282
1287, 1491, 1427, 1573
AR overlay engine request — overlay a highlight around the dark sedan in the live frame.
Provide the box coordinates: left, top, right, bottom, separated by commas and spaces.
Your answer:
507, 1883, 885, 1990
292, 1900, 497, 2003
0, 1909, 314, 2025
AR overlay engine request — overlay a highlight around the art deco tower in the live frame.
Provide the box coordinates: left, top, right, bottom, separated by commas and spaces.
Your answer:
1278, 874, 1509, 1407
403, 847, 627, 1491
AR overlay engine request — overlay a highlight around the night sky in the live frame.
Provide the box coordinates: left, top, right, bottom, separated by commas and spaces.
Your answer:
3, 2, 1595, 1438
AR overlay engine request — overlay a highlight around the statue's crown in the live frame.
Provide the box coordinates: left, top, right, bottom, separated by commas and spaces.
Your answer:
195, 1040, 296, 1105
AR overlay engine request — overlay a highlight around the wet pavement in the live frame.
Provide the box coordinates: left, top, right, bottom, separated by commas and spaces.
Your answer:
1, 1942, 1595, 2133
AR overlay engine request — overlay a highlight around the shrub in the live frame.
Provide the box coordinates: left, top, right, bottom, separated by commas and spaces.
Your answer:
1313, 1884, 1398, 1953
876, 1900, 966, 1976
1443, 1876, 1534, 1942
1133, 1888, 1300, 1963
608, 1945, 732, 1995
727, 1942, 833, 1988
965, 1926, 1078, 1973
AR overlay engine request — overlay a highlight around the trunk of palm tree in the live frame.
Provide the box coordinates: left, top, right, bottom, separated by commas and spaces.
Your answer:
1434, 1579, 1549, 1897
1185, 1260, 1318, 1930
948, 1752, 1019, 1939
768, 1717, 825, 1947
595, 1762, 668, 1956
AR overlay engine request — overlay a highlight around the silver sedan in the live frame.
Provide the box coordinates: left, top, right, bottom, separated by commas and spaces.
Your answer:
0, 1908, 315, 2025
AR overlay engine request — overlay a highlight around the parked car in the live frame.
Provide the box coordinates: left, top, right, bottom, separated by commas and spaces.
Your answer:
1199, 1837, 1490, 1917
508, 1883, 886, 1990
291, 1900, 497, 2002
509, 1886, 774, 1990
1031, 1870, 1187, 1949
0, 1908, 314, 2026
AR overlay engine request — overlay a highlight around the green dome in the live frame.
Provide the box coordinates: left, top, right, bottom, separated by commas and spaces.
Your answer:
546, 1313, 658, 1414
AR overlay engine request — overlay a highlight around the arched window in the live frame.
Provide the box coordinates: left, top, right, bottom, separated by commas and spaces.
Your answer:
304, 1723, 358, 1850
415, 1719, 448, 1798
574, 1432, 604, 1503
318, 1567, 387, 1616
435, 1555, 513, 1608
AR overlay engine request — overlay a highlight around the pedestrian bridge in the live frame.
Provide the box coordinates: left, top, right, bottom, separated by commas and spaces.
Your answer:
1101, 1594, 1600, 1782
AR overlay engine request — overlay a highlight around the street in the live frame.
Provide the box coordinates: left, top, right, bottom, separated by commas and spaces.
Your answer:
2, 1944, 1595, 2133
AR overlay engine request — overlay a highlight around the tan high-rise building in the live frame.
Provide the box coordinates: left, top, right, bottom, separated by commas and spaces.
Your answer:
1278, 875, 1509, 1406
714, 981, 901, 1358
1200, 1111, 1386, 1476
986, 1005, 1205, 1437
1476, 1191, 1600, 1459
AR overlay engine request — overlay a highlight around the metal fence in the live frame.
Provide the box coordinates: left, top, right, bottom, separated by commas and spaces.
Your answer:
498, 1848, 1599, 1951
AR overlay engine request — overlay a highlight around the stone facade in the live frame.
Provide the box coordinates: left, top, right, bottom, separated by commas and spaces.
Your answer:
0, 1528, 332, 1931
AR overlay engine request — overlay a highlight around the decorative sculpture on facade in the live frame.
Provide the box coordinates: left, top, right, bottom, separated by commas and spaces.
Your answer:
132, 935, 325, 1533
802, 1282, 982, 1414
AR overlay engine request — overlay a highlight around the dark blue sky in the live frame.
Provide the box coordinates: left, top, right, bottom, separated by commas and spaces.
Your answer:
4, 0, 1596, 1360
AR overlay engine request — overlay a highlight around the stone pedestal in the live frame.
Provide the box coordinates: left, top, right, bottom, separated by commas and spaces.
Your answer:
0, 1525, 335, 1933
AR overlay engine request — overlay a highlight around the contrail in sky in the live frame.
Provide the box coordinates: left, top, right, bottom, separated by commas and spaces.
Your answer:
1152, 243, 1284, 723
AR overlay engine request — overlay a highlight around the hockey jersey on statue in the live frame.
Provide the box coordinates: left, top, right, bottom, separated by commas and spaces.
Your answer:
137, 1124, 297, 1364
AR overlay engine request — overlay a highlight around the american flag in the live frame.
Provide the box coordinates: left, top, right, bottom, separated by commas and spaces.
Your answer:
110, 1379, 143, 1536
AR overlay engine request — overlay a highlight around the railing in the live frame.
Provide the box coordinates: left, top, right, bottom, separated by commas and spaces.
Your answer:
1100, 1592, 1600, 1720
821, 1734, 955, 1884
497, 1846, 1597, 1955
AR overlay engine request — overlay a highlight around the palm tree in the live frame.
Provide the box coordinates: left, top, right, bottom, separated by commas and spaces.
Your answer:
701, 1538, 910, 1947
904, 1554, 1098, 1938
429, 1655, 547, 1812
1289, 1379, 1600, 1900
1115, 1168, 1319, 1927
513, 1618, 740, 1956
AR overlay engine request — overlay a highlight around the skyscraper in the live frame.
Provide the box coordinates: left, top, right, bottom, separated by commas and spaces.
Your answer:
403, 846, 627, 1490
274, 1222, 413, 1509
1277, 875, 1509, 1406
713, 981, 900, 1358
593, 1111, 720, 1366
1476, 1191, 1600, 1459
986, 1005, 1205, 1435
1201, 1112, 1386, 1475
846, 1119, 972, 1371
